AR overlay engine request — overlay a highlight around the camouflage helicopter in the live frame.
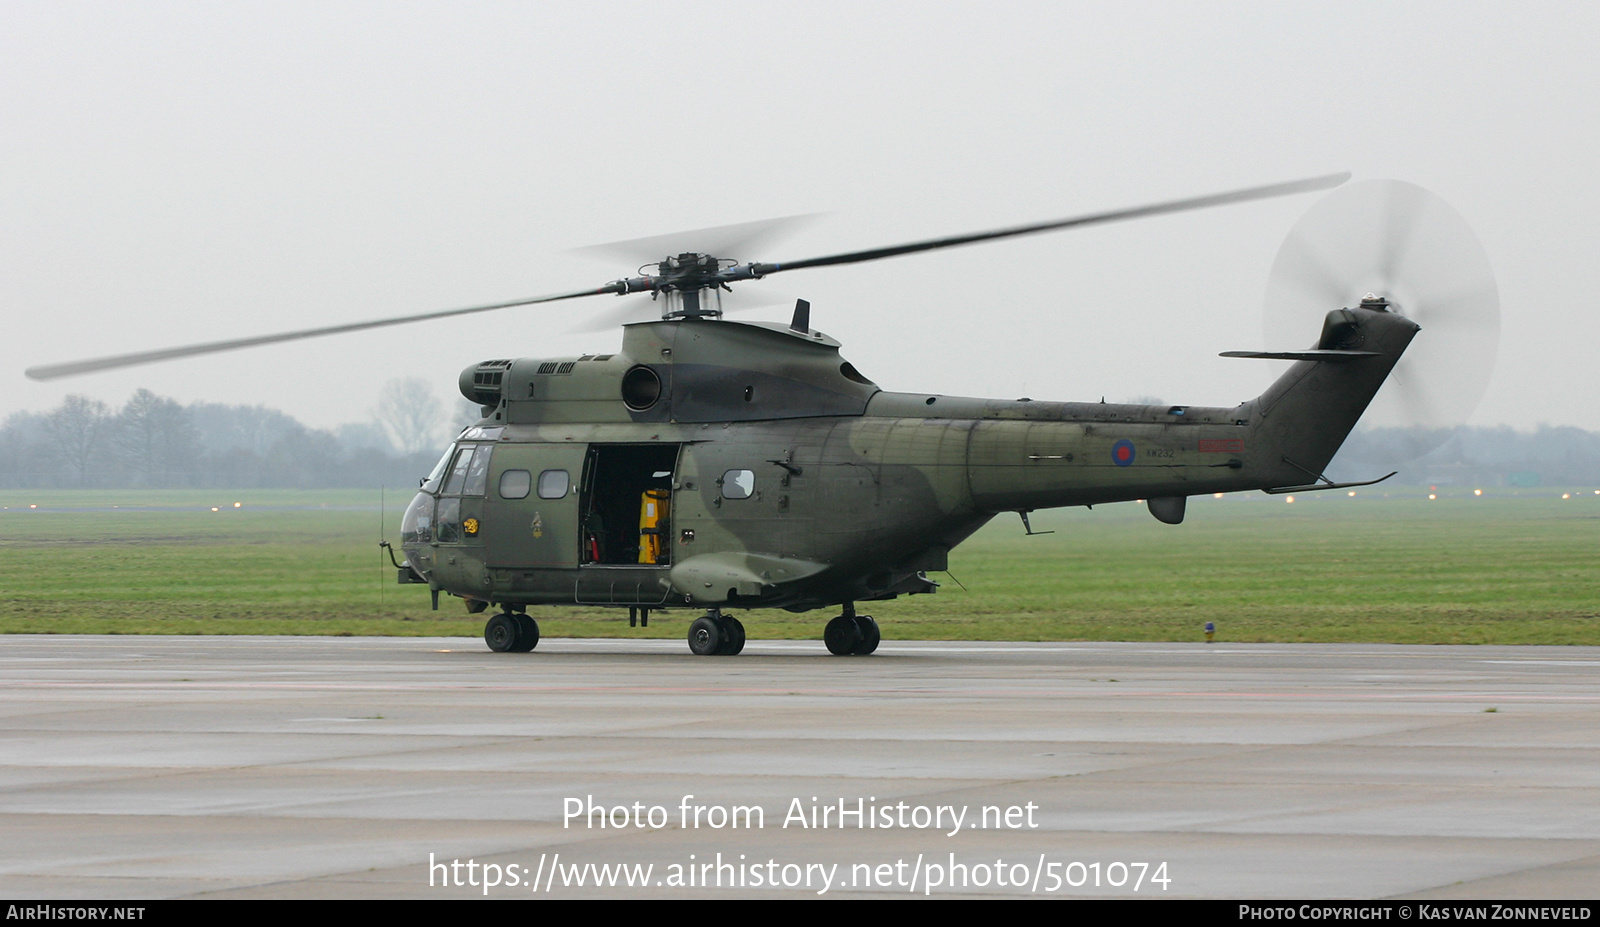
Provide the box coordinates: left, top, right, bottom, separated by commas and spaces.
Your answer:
26, 174, 1499, 656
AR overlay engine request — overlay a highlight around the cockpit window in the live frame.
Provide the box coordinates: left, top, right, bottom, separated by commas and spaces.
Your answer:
442, 447, 474, 494
442, 445, 494, 496
401, 491, 432, 543
463, 446, 492, 496
422, 445, 455, 493
436, 497, 461, 543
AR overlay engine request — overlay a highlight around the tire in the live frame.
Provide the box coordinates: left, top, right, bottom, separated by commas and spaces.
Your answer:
688, 616, 723, 656
824, 615, 862, 656
512, 614, 540, 652
718, 616, 746, 655
484, 614, 519, 652
852, 615, 880, 655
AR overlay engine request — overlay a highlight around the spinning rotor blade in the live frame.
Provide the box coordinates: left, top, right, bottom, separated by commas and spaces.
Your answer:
568, 214, 823, 267
28, 172, 1349, 380
1262, 180, 1500, 460
748, 173, 1351, 276
24, 284, 620, 380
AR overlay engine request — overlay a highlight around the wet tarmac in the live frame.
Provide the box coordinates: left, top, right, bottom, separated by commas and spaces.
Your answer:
1, 635, 1596, 898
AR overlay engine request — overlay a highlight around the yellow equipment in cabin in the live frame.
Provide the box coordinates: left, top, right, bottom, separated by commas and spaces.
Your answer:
638, 488, 669, 564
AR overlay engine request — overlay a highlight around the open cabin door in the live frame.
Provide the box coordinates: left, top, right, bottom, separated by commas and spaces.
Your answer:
573, 443, 682, 606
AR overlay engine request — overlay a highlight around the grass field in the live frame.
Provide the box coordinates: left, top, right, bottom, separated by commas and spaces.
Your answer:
2, 486, 1597, 644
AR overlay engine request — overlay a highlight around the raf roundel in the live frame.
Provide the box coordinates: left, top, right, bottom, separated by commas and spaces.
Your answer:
1112, 439, 1136, 467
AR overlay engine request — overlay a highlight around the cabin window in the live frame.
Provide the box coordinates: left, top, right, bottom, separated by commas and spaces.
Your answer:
538, 469, 570, 499
721, 469, 755, 500
499, 469, 532, 500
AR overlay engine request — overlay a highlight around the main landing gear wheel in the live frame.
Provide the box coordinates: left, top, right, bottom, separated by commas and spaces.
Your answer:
688, 615, 724, 656
825, 612, 880, 655
484, 613, 519, 652
511, 614, 539, 652
824, 614, 862, 656
717, 615, 746, 656
852, 615, 880, 655
688, 612, 746, 656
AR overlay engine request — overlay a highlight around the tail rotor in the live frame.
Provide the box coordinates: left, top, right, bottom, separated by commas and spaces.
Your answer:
1262, 180, 1500, 464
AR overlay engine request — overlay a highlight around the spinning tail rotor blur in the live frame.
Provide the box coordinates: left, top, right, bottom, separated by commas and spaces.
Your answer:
1262, 180, 1500, 464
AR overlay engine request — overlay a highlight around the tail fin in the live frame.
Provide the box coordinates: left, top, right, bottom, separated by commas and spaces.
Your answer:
1245, 302, 1419, 486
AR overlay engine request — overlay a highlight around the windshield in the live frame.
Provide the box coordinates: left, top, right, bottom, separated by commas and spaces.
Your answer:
421, 444, 455, 493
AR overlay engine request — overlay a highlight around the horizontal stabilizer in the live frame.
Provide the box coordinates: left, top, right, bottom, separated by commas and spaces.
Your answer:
1262, 471, 1398, 495
1220, 350, 1382, 362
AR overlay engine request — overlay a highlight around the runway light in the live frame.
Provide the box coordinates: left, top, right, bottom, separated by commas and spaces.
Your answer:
1474, 489, 1483, 496
1213, 492, 1223, 499
1347, 491, 1356, 497
211, 507, 219, 512
1563, 493, 1571, 499
234, 502, 242, 508
1429, 494, 1437, 500
1285, 496, 1295, 504
29, 504, 36, 509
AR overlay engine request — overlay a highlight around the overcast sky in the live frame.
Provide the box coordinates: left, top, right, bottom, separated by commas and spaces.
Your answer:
4, 2, 1597, 436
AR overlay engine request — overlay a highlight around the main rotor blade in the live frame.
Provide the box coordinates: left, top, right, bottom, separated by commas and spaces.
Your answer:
751, 173, 1350, 276
568, 213, 823, 266
25, 284, 621, 380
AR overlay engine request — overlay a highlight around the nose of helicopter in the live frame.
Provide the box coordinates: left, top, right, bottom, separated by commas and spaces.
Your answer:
398, 490, 435, 576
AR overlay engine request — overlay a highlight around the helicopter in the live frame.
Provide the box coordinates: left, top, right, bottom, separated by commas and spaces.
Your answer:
26, 173, 1500, 657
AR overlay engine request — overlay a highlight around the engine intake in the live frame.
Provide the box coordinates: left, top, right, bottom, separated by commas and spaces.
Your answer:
460, 359, 513, 407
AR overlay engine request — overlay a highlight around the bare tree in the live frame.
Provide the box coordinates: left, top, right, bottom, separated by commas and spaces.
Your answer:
50, 395, 112, 487
373, 377, 445, 455
114, 389, 199, 487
